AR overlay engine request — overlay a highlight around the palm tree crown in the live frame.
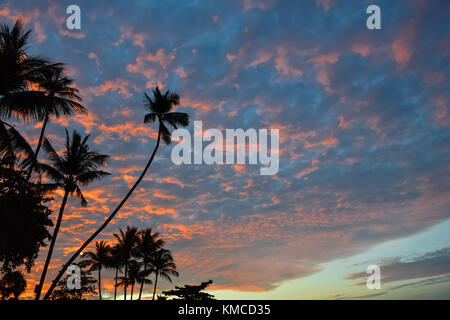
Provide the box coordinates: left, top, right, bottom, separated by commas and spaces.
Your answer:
151, 249, 179, 300
0, 19, 63, 120
81, 240, 111, 300
113, 226, 139, 300
144, 86, 189, 144
32, 67, 86, 157
0, 19, 49, 97
136, 228, 164, 300
41, 129, 110, 205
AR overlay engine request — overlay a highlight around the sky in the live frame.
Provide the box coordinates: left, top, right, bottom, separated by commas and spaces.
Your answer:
1, 0, 449, 299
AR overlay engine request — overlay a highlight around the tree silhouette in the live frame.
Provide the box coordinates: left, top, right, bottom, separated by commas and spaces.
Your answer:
151, 249, 179, 300
0, 19, 62, 169
44, 87, 189, 299
49, 263, 96, 300
113, 226, 139, 300
109, 244, 123, 300
80, 240, 111, 300
31, 67, 86, 158
35, 130, 110, 300
0, 158, 53, 272
0, 19, 60, 109
116, 259, 146, 300
0, 270, 27, 300
163, 280, 215, 300
136, 228, 164, 300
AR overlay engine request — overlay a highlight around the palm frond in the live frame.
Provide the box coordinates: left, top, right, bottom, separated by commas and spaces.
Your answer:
144, 112, 157, 124
76, 170, 110, 185
160, 122, 172, 145
75, 186, 87, 207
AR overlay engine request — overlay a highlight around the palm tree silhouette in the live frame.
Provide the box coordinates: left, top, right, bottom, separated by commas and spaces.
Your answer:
151, 249, 179, 300
44, 87, 189, 299
81, 240, 111, 300
32, 67, 86, 157
109, 244, 123, 300
113, 226, 139, 300
136, 228, 164, 300
0, 19, 57, 102
117, 259, 143, 300
34, 130, 110, 300
0, 19, 62, 162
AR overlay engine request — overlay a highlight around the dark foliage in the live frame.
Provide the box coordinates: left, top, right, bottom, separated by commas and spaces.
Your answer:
0, 165, 52, 272
49, 263, 97, 300
162, 280, 215, 300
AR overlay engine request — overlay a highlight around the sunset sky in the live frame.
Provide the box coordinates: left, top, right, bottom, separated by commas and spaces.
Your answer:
1, 0, 450, 299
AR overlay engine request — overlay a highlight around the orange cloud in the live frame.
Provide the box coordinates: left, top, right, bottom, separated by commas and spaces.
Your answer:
351, 43, 372, 57
304, 137, 338, 148
297, 166, 319, 178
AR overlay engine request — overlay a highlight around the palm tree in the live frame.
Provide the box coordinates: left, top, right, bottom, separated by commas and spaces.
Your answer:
136, 228, 164, 300
80, 240, 111, 300
113, 227, 139, 300
108, 244, 123, 300
34, 130, 110, 300
0, 19, 62, 162
43, 87, 189, 299
116, 259, 143, 300
136, 268, 153, 300
151, 249, 179, 300
32, 67, 86, 157
0, 19, 53, 99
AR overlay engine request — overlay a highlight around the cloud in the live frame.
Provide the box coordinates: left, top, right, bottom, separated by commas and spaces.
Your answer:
5, 0, 449, 298
346, 248, 450, 286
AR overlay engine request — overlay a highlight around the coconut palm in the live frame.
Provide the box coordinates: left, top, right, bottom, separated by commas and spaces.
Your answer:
108, 244, 123, 300
116, 259, 143, 300
0, 19, 53, 99
113, 227, 139, 300
31, 67, 86, 157
0, 19, 62, 162
43, 87, 189, 299
80, 241, 111, 300
0, 19, 64, 121
136, 268, 153, 300
151, 249, 179, 300
34, 130, 110, 300
136, 228, 164, 300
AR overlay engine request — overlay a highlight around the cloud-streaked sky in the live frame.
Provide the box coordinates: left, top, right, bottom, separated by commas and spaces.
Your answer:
2, 0, 449, 299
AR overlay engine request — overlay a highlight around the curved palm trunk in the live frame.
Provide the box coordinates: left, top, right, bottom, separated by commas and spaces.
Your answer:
43, 126, 162, 300
130, 283, 134, 300
43, 125, 162, 300
98, 266, 102, 300
138, 260, 147, 300
35, 190, 69, 300
34, 115, 49, 157
114, 267, 118, 300
152, 272, 159, 300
